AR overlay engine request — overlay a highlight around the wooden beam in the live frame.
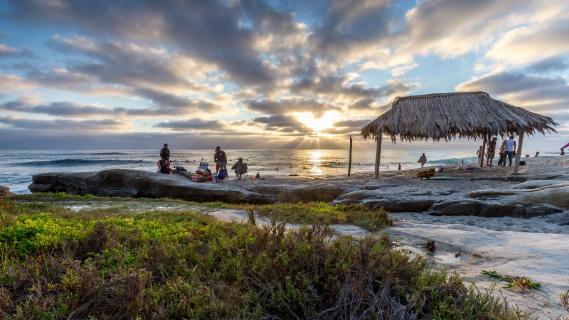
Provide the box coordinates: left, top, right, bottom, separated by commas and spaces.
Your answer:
513, 130, 524, 174
348, 135, 353, 176
374, 130, 382, 178
479, 135, 487, 167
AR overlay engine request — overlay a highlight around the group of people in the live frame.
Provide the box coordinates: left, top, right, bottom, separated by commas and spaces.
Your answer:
158, 144, 248, 181
485, 135, 517, 167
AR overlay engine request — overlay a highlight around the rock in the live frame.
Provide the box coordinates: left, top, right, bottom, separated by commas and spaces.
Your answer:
251, 183, 347, 203
365, 199, 434, 212
510, 180, 569, 190
0, 185, 12, 197
334, 190, 434, 212
466, 189, 521, 199
431, 200, 561, 218
30, 170, 267, 203
522, 186, 569, 209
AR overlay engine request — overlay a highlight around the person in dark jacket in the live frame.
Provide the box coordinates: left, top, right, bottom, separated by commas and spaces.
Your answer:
160, 144, 170, 160
214, 146, 227, 173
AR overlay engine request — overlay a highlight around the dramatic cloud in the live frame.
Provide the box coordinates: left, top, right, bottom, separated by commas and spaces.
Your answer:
1, 0, 568, 148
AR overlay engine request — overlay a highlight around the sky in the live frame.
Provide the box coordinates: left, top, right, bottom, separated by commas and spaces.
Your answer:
0, 0, 568, 150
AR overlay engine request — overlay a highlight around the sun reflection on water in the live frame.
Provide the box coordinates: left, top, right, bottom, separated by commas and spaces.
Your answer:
308, 150, 323, 175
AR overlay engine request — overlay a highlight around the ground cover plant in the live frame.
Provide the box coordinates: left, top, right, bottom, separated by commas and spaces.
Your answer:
481, 270, 541, 291
0, 197, 526, 319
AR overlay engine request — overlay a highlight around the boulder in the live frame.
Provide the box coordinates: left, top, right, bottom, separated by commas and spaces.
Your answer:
431, 200, 561, 218
30, 170, 267, 204
0, 185, 12, 197
522, 186, 569, 209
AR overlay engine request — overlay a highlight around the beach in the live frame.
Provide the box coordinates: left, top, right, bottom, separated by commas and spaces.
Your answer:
5, 154, 568, 317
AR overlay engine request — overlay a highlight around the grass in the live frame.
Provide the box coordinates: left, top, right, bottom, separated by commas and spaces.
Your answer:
251, 202, 392, 231
0, 197, 528, 319
481, 270, 541, 291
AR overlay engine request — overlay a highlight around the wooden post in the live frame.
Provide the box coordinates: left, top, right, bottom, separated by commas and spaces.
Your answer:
348, 135, 353, 176
513, 130, 524, 175
374, 130, 382, 178
479, 135, 487, 168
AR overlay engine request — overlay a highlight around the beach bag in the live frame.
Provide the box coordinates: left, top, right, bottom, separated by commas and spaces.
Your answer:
217, 168, 228, 181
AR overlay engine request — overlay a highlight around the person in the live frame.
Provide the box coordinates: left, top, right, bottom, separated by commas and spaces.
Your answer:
486, 137, 497, 166
160, 143, 170, 161
562, 148, 566, 156
497, 141, 507, 166
504, 135, 517, 167
214, 146, 227, 174
535, 151, 539, 157
157, 143, 172, 174
231, 157, 247, 180
397, 163, 401, 171
418, 153, 427, 168
476, 145, 483, 162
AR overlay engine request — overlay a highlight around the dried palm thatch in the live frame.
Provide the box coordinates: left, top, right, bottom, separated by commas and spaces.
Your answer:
361, 91, 557, 142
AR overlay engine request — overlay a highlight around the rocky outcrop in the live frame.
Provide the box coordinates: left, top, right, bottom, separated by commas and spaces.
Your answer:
30, 170, 267, 203
29, 170, 349, 204
334, 190, 434, 212
431, 200, 561, 218
0, 185, 12, 197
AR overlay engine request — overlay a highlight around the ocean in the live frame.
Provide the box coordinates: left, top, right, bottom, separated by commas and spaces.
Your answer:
0, 148, 488, 194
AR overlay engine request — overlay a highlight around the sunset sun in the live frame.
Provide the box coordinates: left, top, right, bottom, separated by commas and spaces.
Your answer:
295, 111, 339, 135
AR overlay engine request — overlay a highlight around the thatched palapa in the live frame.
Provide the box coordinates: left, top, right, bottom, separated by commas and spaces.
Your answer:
360, 91, 558, 177
361, 91, 557, 142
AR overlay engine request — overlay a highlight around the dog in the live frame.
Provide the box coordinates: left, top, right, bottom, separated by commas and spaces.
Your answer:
416, 168, 435, 180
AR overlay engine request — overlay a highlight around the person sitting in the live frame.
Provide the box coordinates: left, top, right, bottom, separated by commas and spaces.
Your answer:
231, 158, 248, 180
157, 159, 171, 174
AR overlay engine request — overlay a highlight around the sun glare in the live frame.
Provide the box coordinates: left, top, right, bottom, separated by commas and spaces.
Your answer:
295, 111, 339, 134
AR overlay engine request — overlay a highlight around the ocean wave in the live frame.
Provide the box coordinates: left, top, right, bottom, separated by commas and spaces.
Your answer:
431, 157, 477, 164
15, 159, 146, 167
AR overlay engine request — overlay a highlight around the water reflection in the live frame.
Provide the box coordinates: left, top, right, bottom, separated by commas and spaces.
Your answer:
309, 150, 323, 175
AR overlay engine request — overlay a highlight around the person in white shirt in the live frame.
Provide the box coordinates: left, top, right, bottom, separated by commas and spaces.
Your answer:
504, 136, 517, 167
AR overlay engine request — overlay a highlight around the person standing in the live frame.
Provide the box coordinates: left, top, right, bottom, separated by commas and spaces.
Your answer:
418, 153, 427, 168
504, 135, 517, 167
497, 141, 506, 166
214, 146, 227, 173
486, 137, 497, 166
160, 143, 170, 161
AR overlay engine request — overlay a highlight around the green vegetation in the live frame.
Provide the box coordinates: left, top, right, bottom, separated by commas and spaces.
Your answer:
253, 202, 392, 231
0, 197, 527, 319
481, 270, 541, 291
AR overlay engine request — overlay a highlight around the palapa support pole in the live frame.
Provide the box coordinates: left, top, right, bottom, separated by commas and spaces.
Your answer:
513, 130, 524, 175
480, 135, 487, 168
374, 130, 382, 178
348, 135, 353, 176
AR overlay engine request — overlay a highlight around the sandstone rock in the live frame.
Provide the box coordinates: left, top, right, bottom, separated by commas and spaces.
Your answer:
30, 170, 267, 203
431, 200, 561, 218
334, 190, 434, 212
0, 185, 12, 197
522, 186, 569, 209
364, 199, 434, 212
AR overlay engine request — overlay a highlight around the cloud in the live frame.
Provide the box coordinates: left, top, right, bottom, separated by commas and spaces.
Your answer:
253, 114, 309, 134
10, 0, 277, 86
0, 73, 32, 91
322, 119, 370, 134
248, 98, 336, 117
456, 71, 569, 125
0, 117, 125, 131
0, 43, 33, 58
154, 119, 222, 131
526, 57, 568, 73
486, 20, 569, 66
0, 100, 113, 116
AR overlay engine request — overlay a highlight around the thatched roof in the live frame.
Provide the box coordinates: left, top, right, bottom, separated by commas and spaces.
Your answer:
361, 91, 557, 142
